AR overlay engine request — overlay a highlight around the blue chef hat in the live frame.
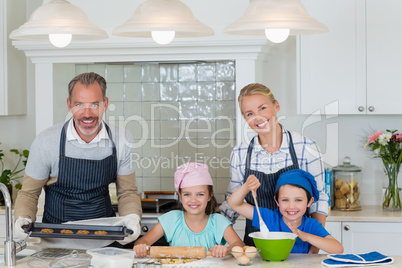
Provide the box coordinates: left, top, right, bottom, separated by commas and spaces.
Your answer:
275, 169, 320, 201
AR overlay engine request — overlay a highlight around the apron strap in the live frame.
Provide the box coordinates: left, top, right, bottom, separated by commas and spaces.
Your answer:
245, 136, 255, 171
287, 131, 299, 168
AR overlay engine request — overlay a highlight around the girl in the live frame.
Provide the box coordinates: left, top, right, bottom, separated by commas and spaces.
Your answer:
133, 162, 245, 258
228, 169, 343, 254
219, 83, 328, 251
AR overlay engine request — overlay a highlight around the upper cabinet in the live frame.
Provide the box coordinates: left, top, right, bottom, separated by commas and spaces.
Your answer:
298, 0, 402, 115
0, 0, 26, 116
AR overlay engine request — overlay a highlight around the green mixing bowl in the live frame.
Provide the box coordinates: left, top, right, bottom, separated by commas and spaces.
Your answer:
249, 232, 297, 262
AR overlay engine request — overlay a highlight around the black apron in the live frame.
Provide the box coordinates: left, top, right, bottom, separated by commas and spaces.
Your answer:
42, 120, 117, 223
243, 131, 299, 246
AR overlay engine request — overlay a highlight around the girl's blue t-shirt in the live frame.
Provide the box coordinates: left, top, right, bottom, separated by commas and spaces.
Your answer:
252, 207, 330, 253
158, 210, 232, 248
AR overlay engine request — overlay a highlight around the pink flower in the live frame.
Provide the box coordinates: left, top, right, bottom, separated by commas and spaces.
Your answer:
368, 131, 384, 144
391, 133, 402, 143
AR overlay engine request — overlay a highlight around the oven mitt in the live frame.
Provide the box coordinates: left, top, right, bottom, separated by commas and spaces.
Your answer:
14, 216, 32, 241
119, 214, 141, 245
321, 251, 394, 267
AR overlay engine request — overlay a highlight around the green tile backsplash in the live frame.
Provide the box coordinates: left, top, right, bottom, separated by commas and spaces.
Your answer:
75, 61, 236, 193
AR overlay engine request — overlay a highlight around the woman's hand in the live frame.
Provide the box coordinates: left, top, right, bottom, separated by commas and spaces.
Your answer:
209, 245, 228, 258
246, 175, 261, 191
133, 244, 149, 258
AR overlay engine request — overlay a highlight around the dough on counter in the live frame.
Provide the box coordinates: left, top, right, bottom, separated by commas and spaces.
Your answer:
159, 259, 198, 264
40, 228, 54, 233
60, 229, 74, 234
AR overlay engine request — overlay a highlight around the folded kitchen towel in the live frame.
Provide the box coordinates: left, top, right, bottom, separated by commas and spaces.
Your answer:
321, 251, 394, 267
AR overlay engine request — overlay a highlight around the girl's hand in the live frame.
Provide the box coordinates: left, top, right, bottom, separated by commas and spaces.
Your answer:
133, 244, 149, 258
209, 245, 228, 258
246, 175, 261, 191
286, 220, 308, 241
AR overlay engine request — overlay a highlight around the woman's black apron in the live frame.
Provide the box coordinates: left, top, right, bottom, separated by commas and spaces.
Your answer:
42, 120, 117, 223
243, 132, 299, 246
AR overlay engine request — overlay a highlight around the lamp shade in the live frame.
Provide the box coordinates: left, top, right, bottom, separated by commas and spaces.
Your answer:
9, 0, 108, 42
112, 0, 214, 38
224, 0, 328, 36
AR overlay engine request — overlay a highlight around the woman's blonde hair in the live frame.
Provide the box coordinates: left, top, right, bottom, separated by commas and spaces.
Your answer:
238, 83, 277, 112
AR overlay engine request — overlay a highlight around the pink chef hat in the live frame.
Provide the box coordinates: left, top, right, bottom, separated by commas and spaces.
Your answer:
174, 162, 213, 192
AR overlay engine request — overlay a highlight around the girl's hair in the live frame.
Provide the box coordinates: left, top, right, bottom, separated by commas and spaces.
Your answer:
275, 184, 312, 202
178, 185, 219, 215
238, 83, 277, 112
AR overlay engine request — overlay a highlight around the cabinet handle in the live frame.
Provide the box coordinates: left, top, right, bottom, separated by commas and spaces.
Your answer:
344, 225, 350, 231
368, 106, 375, 112
358, 106, 364, 112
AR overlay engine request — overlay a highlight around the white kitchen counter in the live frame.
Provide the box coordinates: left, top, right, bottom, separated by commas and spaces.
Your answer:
1, 253, 401, 268
2, 205, 402, 222
326, 206, 402, 222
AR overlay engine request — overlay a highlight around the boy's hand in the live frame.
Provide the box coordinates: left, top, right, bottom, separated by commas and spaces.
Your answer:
286, 220, 309, 241
209, 245, 228, 258
133, 244, 149, 258
245, 175, 261, 191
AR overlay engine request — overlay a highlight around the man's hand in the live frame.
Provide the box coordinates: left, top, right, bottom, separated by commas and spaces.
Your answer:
119, 215, 141, 245
14, 216, 31, 241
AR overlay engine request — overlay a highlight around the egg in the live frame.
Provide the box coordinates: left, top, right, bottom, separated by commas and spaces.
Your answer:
231, 246, 244, 257
242, 245, 250, 251
237, 254, 250, 265
245, 246, 257, 258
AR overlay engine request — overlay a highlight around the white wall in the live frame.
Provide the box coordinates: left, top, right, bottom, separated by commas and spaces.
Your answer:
262, 38, 402, 205
6, 0, 401, 205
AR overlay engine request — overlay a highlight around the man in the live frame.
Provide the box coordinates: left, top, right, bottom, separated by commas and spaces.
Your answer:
14, 72, 142, 245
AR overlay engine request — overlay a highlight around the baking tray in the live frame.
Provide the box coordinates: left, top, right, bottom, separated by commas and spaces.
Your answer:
25, 222, 133, 240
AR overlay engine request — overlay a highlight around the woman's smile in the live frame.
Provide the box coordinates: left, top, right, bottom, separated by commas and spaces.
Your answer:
257, 120, 268, 128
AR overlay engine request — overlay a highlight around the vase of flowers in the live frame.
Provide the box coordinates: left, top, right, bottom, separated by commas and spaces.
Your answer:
365, 130, 402, 211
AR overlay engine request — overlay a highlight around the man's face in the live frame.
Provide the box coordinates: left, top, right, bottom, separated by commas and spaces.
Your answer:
67, 82, 108, 143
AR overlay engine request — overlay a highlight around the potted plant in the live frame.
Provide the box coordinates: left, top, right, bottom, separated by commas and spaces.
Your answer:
0, 142, 29, 205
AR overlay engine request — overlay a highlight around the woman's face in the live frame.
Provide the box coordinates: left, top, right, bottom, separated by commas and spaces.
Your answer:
275, 185, 313, 225
240, 94, 280, 135
179, 185, 212, 216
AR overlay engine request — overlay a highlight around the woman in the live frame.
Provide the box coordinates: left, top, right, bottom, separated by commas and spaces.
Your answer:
219, 83, 328, 252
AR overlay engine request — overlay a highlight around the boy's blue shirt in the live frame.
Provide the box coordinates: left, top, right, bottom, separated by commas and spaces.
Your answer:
252, 207, 330, 253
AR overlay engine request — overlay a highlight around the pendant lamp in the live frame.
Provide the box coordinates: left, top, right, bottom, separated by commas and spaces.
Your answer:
224, 0, 328, 43
112, 0, 214, 45
9, 0, 108, 48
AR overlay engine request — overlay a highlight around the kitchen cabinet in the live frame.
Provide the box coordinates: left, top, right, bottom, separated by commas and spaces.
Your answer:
298, 0, 402, 115
341, 221, 402, 255
321, 220, 402, 255
0, 0, 26, 116
318, 221, 342, 254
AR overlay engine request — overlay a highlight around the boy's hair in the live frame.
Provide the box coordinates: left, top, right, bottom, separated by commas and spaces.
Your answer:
275, 183, 312, 202
238, 83, 277, 112
178, 185, 218, 215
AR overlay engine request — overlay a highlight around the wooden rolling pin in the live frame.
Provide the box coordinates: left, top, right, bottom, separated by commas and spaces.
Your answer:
149, 246, 213, 259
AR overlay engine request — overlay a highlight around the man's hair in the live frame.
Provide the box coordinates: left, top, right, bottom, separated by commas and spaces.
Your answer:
68, 72, 107, 102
